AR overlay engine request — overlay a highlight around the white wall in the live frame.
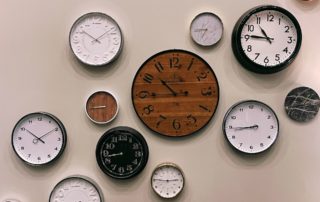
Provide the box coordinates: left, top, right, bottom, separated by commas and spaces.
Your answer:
0, 0, 319, 201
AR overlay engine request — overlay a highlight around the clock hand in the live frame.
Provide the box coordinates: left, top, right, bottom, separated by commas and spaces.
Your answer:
107, 152, 123, 157
25, 129, 45, 144
37, 128, 57, 140
81, 30, 101, 44
92, 28, 113, 43
233, 124, 259, 130
153, 178, 180, 182
259, 26, 272, 44
158, 78, 178, 96
90, 105, 107, 109
250, 35, 274, 41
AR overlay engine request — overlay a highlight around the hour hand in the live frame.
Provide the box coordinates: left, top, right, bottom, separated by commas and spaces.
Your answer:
158, 78, 178, 96
259, 26, 272, 44
25, 129, 45, 144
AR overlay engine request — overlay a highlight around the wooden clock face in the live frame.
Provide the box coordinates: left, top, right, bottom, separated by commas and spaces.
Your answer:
132, 49, 219, 137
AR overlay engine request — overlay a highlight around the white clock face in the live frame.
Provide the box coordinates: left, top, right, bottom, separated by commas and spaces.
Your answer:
190, 12, 223, 46
223, 100, 279, 154
12, 112, 66, 165
240, 9, 299, 67
69, 12, 123, 66
151, 163, 184, 199
49, 176, 103, 202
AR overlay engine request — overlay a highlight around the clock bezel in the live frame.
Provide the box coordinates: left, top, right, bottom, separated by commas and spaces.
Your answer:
222, 100, 280, 154
231, 5, 302, 74
95, 126, 149, 180
69, 12, 124, 67
11, 112, 67, 166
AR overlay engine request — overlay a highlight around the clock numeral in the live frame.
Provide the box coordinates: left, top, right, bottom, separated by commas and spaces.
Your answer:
275, 54, 280, 62
132, 159, 138, 165
106, 143, 115, 150
132, 143, 139, 150
247, 25, 254, 32
231, 116, 236, 120
267, 14, 274, 22
283, 47, 288, 53
28, 120, 33, 124
138, 91, 150, 99
172, 119, 181, 130
111, 136, 118, 143
287, 36, 293, 44
196, 71, 208, 81
58, 137, 61, 141
20, 127, 25, 131
284, 25, 290, 33
156, 115, 167, 128
260, 143, 264, 147
187, 114, 197, 125
239, 143, 243, 147
18, 137, 22, 140
201, 87, 213, 96
187, 58, 195, 71
54, 147, 58, 151
103, 150, 109, 157
28, 154, 31, 158
267, 136, 272, 139
250, 145, 254, 150
199, 105, 211, 112
143, 73, 154, 83
232, 135, 236, 139
118, 134, 128, 141
278, 18, 281, 25
155, 61, 164, 72
135, 151, 142, 158
48, 154, 51, 158
244, 34, 250, 41
169, 57, 181, 69
37, 156, 41, 161
228, 125, 233, 129
249, 105, 254, 109
143, 105, 154, 115
111, 164, 117, 170
21, 146, 25, 150
239, 108, 244, 112
270, 125, 275, 129
127, 165, 133, 171
118, 167, 125, 174
247, 45, 252, 52
256, 16, 261, 24
105, 158, 111, 165
267, 115, 271, 119
38, 117, 42, 121
264, 57, 269, 64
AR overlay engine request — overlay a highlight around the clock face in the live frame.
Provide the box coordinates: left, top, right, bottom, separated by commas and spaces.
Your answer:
69, 12, 123, 66
49, 176, 103, 202
95, 126, 149, 179
132, 49, 219, 137
190, 12, 223, 46
232, 5, 302, 74
11, 112, 67, 166
85, 91, 119, 124
151, 163, 184, 199
223, 100, 279, 154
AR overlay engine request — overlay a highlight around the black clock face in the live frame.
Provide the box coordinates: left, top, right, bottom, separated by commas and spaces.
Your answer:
232, 5, 302, 74
95, 126, 149, 179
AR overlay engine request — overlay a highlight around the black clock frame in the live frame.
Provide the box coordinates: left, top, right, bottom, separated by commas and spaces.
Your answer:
232, 5, 302, 74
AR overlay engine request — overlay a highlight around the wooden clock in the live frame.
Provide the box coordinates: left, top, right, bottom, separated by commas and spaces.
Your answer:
132, 49, 219, 137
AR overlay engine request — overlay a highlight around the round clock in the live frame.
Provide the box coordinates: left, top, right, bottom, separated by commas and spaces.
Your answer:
284, 86, 320, 122
85, 91, 119, 124
95, 126, 149, 179
11, 112, 67, 166
69, 12, 123, 66
232, 5, 302, 74
131, 49, 219, 137
151, 163, 184, 199
49, 176, 103, 202
223, 100, 279, 154
190, 12, 223, 46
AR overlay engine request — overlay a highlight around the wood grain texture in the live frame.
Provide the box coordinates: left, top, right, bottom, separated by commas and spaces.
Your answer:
132, 49, 219, 137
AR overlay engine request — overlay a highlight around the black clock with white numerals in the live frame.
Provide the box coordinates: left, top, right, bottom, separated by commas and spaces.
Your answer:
11, 112, 67, 166
232, 5, 302, 74
95, 126, 149, 179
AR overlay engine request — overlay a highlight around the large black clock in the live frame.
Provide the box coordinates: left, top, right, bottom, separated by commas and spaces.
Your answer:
95, 126, 149, 179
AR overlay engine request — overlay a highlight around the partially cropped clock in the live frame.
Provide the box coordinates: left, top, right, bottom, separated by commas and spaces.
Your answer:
49, 176, 103, 202
223, 100, 279, 154
132, 49, 219, 137
11, 112, 67, 166
232, 5, 302, 74
69, 12, 123, 66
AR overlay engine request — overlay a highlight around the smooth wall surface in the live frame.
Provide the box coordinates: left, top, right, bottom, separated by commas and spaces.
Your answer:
0, 0, 319, 201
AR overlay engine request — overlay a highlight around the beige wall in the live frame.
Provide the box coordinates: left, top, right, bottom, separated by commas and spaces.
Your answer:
0, 0, 319, 201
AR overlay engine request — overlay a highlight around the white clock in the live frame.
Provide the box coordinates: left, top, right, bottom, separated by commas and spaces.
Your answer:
69, 12, 123, 66
11, 112, 67, 166
151, 163, 184, 199
190, 12, 223, 46
49, 176, 103, 202
223, 100, 279, 154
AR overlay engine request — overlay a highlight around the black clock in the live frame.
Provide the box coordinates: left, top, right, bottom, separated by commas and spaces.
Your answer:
95, 126, 149, 179
232, 5, 302, 74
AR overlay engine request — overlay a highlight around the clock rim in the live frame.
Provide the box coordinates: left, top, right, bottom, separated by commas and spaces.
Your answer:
131, 49, 220, 138
222, 100, 280, 154
69, 11, 124, 67
95, 126, 149, 179
231, 5, 302, 74
49, 175, 104, 202
11, 112, 67, 166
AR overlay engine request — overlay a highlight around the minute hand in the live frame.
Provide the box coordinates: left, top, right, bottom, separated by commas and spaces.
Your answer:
159, 78, 178, 96
259, 26, 272, 44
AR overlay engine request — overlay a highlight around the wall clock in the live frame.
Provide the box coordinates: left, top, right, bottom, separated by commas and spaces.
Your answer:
69, 12, 123, 66
232, 5, 302, 74
151, 162, 184, 199
223, 100, 279, 154
190, 12, 223, 47
132, 49, 219, 137
11, 112, 67, 166
49, 176, 103, 202
95, 126, 149, 179
284, 86, 320, 122
85, 91, 119, 124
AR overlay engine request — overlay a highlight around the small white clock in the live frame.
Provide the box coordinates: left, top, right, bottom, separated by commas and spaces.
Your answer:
223, 100, 279, 154
11, 112, 67, 166
151, 163, 184, 199
49, 176, 103, 202
190, 12, 223, 46
69, 12, 123, 66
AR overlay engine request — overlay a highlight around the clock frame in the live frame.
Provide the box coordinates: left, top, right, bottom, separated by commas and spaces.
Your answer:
131, 49, 219, 137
